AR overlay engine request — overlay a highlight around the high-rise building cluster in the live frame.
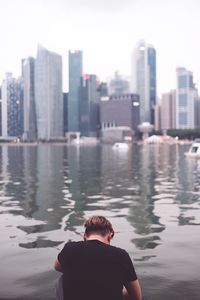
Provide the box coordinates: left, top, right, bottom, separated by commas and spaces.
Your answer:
0, 41, 199, 142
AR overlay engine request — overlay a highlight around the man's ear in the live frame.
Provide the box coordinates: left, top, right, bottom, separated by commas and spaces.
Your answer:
107, 232, 113, 243
84, 233, 87, 241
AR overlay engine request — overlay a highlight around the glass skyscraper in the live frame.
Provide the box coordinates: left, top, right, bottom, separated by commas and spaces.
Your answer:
35, 45, 63, 140
79, 74, 100, 137
68, 50, 83, 132
176, 67, 197, 129
0, 88, 2, 136
1, 73, 24, 137
108, 72, 129, 95
132, 40, 156, 125
22, 57, 37, 140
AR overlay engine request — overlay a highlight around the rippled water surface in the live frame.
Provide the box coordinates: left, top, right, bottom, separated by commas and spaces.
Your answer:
0, 143, 200, 299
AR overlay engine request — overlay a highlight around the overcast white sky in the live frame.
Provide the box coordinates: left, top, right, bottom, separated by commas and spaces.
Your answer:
0, 0, 200, 95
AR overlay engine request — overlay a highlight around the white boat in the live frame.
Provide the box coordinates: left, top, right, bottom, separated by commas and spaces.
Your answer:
112, 142, 129, 151
184, 139, 200, 158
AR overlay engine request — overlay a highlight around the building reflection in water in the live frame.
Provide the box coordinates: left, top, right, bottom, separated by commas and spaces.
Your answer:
128, 145, 164, 251
0, 146, 10, 199
176, 145, 200, 226
0, 143, 200, 252
1, 142, 200, 300
65, 145, 102, 236
152, 144, 180, 229
0, 145, 73, 248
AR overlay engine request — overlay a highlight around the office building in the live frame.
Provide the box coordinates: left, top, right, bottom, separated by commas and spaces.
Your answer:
100, 93, 140, 132
0, 87, 2, 136
108, 72, 129, 95
176, 67, 197, 129
98, 82, 108, 99
154, 102, 161, 131
63, 92, 68, 136
68, 50, 83, 132
35, 45, 63, 140
79, 74, 100, 137
131, 40, 156, 125
22, 57, 37, 140
1, 73, 24, 137
194, 96, 200, 128
161, 90, 176, 131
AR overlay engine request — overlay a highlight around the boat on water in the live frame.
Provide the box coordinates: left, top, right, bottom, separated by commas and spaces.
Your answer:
184, 139, 200, 158
112, 142, 129, 150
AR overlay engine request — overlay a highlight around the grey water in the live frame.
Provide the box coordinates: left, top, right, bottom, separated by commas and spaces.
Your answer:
0, 143, 200, 300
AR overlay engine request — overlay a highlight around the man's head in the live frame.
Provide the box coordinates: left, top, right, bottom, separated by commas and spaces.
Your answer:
84, 216, 114, 242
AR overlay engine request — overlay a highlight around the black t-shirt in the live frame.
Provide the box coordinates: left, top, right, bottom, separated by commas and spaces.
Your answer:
58, 239, 137, 300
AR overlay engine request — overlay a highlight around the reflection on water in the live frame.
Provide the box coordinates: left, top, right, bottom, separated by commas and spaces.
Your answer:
0, 143, 200, 299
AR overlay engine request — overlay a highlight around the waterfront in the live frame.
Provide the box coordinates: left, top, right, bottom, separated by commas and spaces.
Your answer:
0, 143, 200, 299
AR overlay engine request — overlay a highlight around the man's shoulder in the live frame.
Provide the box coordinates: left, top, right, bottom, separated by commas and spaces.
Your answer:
109, 243, 128, 255
62, 240, 128, 257
59, 241, 84, 256
63, 240, 84, 248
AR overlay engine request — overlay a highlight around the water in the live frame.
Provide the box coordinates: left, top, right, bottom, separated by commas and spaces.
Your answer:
0, 143, 200, 300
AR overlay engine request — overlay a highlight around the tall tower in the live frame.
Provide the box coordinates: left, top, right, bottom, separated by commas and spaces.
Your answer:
22, 57, 37, 140
161, 90, 176, 131
35, 45, 63, 140
1, 73, 24, 138
176, 67, 197, 129
79, 74, 100, 137
132, 40, 156, 125
68, 50, 83, 132
0, 87, 2, 136
108, 72, 129, 95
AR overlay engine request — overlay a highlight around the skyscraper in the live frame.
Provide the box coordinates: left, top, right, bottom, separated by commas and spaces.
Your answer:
131, 40, 156, 125
68, 50, 83, 132
35, 45, 63, 140
108, 72, 129, 95
1, 73, 24, 137
0, 87, 2, 136
79, 74, 100, 137
176, 67, 197, 129
161, 90, 176, 131
63, 92, 68, 136
194, 96, 200, 128
22, 57, 37, 140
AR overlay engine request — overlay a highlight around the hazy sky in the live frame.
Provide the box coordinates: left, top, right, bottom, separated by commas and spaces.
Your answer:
0, 0, 200, 95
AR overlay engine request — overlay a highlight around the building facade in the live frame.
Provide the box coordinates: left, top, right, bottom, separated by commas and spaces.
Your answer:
22, 57, 37, 140
194, 96, 200, 128
68, 50, 83, 132
161, 90, 176, 131
79, 74, 100, 137
98, 82, 108, 99
131, 40, 156, 125
176, 67, 197, 129
0, 87, 2, 136
1, 73, 24, 138
35, 45, 63, 140
100, 94, 140, 132
108, 72, 129, 95
63, 92, 68, 136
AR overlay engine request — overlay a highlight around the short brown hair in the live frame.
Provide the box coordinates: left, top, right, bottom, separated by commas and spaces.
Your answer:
84, 216, 114, 238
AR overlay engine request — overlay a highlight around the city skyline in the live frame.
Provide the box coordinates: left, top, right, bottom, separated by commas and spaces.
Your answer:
0, 0, 200, 96
1, 43, 200, 140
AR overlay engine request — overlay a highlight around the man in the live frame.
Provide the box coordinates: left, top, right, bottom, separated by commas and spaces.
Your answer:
54, 215, 142, 300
